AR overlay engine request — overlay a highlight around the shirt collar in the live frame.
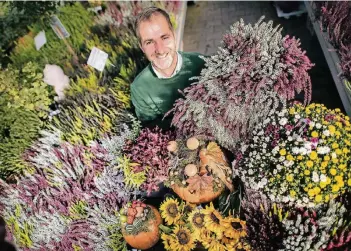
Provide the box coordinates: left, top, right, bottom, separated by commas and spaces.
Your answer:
151, 52, 182, 79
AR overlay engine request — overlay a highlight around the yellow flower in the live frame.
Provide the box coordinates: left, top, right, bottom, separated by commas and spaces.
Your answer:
313, 187, 321, 194
343, 148, 350, 154
289, 108, 295, 115
328, 125, 336, 134
315, 195, 323, 203
338, 164, 346, 171
330, 169, 337, 176
304, 170, 310, 176
223, 217, 246, 239
321, 161, 328, 168
310, 151, 318, 160
170, 225, 195, 251
160, 198, 181, 225
326, 177, 331, 184
286, 174, 294, 182
203, 203, 224, 239
332, 143, 339, 149
332, 185, 340, 193
286, 155, 294, 161
320, 181, 327, 188
161, 233, 173, 250
311, 131, 319, 138
348, 179, 351, 186
325, 195, 330, 202
306, 161, 314, 168
187, 210, 205, 240
308, 189, 315, 197
290, 190, 296, 197
324, 156, 330, 161
297, 155, 303, 160
332, 158, 339, 164
279, 149, 286, 156
335, 149, 342, 155
335, 175, 343, 183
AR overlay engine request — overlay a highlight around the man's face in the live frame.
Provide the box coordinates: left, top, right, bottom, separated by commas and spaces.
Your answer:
139, 14, 177, 72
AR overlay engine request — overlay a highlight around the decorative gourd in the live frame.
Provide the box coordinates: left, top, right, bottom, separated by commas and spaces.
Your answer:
167, 141, 178, 153
167, 138, 233, 204
186, 137, 199, 150
121, 201, 162, 250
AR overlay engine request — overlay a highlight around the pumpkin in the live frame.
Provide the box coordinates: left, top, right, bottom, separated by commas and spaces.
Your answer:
122, 205, 162, 250
186, 137, 199, 150
171, 182, 224, 204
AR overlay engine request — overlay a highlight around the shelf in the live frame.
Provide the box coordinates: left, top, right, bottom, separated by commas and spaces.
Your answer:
305, 1, 351, 117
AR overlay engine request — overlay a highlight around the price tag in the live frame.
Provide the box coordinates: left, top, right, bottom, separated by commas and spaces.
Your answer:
87, 47, 108, 72
50, 15, 70, 39
34, 31, 47, 51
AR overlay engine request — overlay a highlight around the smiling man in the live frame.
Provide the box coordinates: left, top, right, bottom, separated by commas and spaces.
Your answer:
131, 7, 206, 128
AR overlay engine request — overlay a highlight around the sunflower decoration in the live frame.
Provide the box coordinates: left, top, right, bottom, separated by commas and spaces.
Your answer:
160, 197, 182, 225
203, 202, 225, 239
200, 230, 227, 251
170, 225, 196, 251
223, 217, 247, 239
187, 209, 206, 240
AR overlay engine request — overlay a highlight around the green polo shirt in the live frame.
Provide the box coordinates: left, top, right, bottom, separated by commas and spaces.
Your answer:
131, 51, 205, 126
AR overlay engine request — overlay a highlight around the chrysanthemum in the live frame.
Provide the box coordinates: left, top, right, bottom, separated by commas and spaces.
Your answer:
202, 203, 224, 239
223, 217, 247, 239
187, 209, 205, 240
160, 198, 181, 225
170, 225, 195, 251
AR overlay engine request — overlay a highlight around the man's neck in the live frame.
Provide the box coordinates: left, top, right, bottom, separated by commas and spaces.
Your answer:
152, 53, 178, 78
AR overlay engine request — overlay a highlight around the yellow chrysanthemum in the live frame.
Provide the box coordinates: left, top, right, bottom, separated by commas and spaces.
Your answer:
203, 203, 224, 239
279, 149, 286, 156
286, 174, 294, 182
348, 179, 351, 186
223, 217, 247, 239
306, 161, 313, 168
310, 151, 318, 160
330, 168, 337, 176
160, 198, 181, 225
170, 225, 195, 251
328, 125, 336, 134
304, 170, 310, 176
315, 194, 323, 203
321, 161, 328, 168
290, 190, 296, 197
324, 155, 330, 161
286, 155, 294, 161
311, 131, 318, 138
187, 210, 205, 240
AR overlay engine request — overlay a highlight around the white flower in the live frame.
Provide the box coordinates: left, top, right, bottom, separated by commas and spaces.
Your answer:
316, 123, 322, 129
279, 156, 285, 162
248, 169, 254, 175
273, 169, 277, 175
323, 130, 330, 136
261, 178, 268, 185
279, 118, 288, 126
309, 121, 315, 127
263, 118, 271, 124
332, 152, 337, 159
295, 114, 301, 119
265, 137, 270, 142
320, 174, 327, 182
282, 196, 289, 203
317, 146, 330, 155
303, 197, 309, 203
292, 147, 300, 154
253, 136, 259, 142
312, 172, 319, 182
288, 136, 293, 141
299, 147, 307, 155
276, 164, 282, 170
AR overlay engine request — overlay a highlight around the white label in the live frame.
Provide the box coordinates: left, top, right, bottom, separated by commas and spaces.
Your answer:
87, 47, 108, 72
34, 31, 47, 51
50, 15, 70, 39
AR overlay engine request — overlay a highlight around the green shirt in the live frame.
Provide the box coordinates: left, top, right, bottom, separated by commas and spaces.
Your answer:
131, 51, 205, 125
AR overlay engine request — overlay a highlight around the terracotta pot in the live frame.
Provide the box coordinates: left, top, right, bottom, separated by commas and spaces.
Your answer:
122, 205, 162, 250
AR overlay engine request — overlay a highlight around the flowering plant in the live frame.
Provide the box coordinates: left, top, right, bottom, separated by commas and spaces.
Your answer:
169, 17, 313, 150
159, 197, 249, 251
122, 127, 175, 195
233, 103, 351, 207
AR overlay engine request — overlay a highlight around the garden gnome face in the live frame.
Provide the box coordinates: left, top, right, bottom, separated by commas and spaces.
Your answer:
43, 64, 70, 100
138, 13, 177, 77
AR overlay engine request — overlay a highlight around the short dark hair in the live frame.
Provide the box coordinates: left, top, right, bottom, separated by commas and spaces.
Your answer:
134, 7, 173, 44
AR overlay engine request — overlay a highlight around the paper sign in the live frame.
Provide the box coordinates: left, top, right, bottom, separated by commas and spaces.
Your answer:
87, 47, 108, 72
50, 15, 70, 39
34, 31, 47, 51
88, 6, 102, 13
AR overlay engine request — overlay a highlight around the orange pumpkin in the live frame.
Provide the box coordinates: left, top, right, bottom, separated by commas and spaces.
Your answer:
122, 205, 162, 250
171, 183, 224, 204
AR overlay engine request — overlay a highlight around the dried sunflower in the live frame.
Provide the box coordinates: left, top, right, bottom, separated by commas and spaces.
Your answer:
223, 217, 247, 239
187, 209, 205, 240
203, 202, 224, 239
170, 225, 195, 251
160, 197, 181, 225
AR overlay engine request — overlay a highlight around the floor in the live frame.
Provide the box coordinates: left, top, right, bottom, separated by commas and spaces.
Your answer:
183, 1, 344, 112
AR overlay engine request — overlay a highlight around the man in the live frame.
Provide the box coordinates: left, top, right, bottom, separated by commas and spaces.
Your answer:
131, 7, 206, 128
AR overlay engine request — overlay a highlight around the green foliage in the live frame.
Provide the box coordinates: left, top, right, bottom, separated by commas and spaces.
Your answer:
0, 62, 53, 118
10, 2, 94, 71
0, 106, 42, 180
116, 156, 147, 188
66, 69, 106, 97
49, 90, 132, 145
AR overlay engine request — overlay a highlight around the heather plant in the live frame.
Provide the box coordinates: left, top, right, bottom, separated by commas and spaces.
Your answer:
49, 90, 133, 145
0, 117, 143, 250
169, 17, 313, 151
123, 127, 176, 195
